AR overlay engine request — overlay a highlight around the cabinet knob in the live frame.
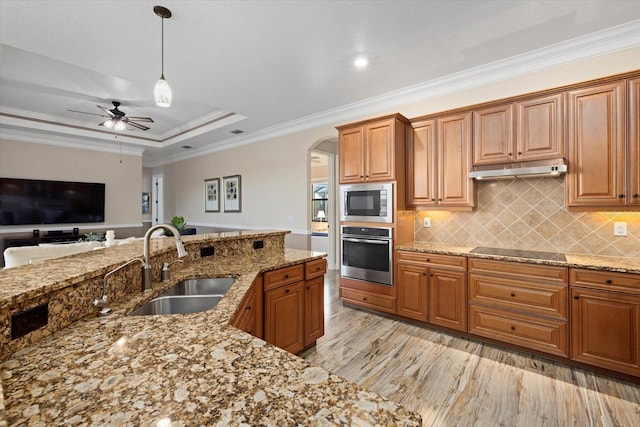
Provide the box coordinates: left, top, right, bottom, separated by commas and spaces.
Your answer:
510, 293, 516, 297
431, 198, 435, 202
363, 297, 368, 301
438, 198, 442, 202
574, 296, 580, 300
306, 286, 310, 290
508, 152, 513, 157
285, 289, 290, 293
633, 194, 639, 198
426, 259, 431, 262
510, 326, 516, 331
618, 194, 625, 199
422, 273, 426, 276
606, 279, 612, 284
517, 151, 522, 156
245, 305, 251, 310
284, 274, 289, 279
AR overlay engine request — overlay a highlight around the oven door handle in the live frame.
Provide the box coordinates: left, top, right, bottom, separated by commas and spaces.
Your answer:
342, 238, 390, 245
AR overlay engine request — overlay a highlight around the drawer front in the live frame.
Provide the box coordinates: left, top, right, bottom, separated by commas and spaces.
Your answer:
469, 274, 568, 319
263, 264, 305, 291
469, 305, 568, 357
570, 268, 640, 294
305, 258, 327, 280
397, 250, 467, 270
469, 258, 568, 283
340, 287, 396, 314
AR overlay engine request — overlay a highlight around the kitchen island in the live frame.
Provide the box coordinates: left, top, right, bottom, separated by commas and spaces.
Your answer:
0, 231, 421, 425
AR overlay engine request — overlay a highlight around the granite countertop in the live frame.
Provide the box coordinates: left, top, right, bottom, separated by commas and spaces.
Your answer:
0, 233, 422, 426
396, 241, 640, 274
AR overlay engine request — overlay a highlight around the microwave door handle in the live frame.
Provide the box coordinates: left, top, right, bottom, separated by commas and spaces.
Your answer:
343, 238, 389, 245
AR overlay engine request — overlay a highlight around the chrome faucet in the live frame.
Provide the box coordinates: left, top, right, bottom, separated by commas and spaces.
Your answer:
94, 258, 144, 316
143, 224, 188, 291
162, 259, 184, 281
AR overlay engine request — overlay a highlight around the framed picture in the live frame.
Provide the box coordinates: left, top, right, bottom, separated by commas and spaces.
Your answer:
204, 178, 220, 212
223, 175, 241, 212
142, 192, 150, 214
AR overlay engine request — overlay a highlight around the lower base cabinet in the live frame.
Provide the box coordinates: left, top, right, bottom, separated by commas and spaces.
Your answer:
304, 276, 325, 347
265, 282, 305, 354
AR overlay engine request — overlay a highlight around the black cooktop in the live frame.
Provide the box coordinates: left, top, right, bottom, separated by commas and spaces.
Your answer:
470, 247, 567, 262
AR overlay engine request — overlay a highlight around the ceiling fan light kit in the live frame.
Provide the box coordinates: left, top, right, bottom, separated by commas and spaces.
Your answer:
154, 5, 172, 108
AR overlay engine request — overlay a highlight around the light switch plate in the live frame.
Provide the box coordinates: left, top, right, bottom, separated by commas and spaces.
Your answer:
614, 222, 628, 236
423, 217, 431, 228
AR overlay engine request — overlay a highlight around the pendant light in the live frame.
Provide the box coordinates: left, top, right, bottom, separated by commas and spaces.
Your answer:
154, 6, 172, 108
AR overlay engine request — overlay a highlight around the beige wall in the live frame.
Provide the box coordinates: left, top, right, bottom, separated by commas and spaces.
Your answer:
0, 139, 142, 233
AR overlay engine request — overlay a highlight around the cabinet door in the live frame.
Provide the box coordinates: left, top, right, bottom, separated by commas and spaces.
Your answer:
629, 78, 640, 206
304, 276, 325, 347
516, 93, 565, 161
429, 267, 467, 331
438, 112, 474, 207
571, 287, 640, 376
473, 103, 514, 165
567, 81, 626, 207
396, 263, 428, 321
339, 125, 364, 183
365, 118, 395, 182
406, 119, 437, 207
265, 282, 304, 354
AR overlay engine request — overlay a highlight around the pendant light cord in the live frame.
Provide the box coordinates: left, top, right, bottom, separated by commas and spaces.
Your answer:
161, 16, 165, 78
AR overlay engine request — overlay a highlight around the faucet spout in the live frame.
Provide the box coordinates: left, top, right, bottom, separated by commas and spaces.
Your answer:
143, 224, 188, 292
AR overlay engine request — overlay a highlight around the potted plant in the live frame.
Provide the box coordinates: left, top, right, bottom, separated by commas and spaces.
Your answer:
170, 216, 187, 234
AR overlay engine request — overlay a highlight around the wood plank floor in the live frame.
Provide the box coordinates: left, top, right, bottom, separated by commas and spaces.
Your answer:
300, 271, 640, 426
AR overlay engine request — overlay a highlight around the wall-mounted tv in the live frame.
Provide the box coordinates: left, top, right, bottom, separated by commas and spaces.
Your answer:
0, 178, 105, 226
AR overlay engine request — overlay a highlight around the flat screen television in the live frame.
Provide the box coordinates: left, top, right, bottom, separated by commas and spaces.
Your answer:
0, 178, 105, 226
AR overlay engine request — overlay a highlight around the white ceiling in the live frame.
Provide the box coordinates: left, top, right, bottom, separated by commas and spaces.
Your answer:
1, 1, 640, 167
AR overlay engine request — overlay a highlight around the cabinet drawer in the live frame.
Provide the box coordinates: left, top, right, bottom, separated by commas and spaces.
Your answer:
340, 287, 396, 314
468, 258, 568, 283
469, 274, 568, 319
263, 264, 305, 291
570, 268, 640, 294
397, 251, 467, 270
469, 305, 568, 357
305, 258, 327, 280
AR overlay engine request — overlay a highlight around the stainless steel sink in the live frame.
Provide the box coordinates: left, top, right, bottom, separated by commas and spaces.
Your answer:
160, 277, 237, 296
129, 295, 223, 316
128, 277, 236, 316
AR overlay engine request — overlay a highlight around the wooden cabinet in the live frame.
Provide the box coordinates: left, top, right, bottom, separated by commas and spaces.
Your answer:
566, 80, 628, 208
304, 276, 324, 346
337, 114, 408, 184
472, 94, 564, 165
396, 250, 467, 330
231, 275, 264, 339
406, 112, 474, 209
468, 258, 569, 357
265, 281, 305, 354
263, 259, 326, 354
570, 269, 640, 377
340, 287, 396, 314
630, 77, 640, 206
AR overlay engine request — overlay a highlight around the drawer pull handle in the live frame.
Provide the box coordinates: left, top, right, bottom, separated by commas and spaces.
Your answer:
245, 305, 251, 310
284, 274, 289, 279
618, 194, 625, 199
316, 267, 321, 271
285, 289, 290, 293
363, 297, 368, 301
574, 296, 580, 300
605, 279, 612, 284
633, 194, 639, 198
510, 326, 516, 331
510, 293, 516, 297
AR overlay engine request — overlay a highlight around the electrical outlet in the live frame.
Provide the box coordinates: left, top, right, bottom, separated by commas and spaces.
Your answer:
423, 217, 431, 228
614, 222, 627, 237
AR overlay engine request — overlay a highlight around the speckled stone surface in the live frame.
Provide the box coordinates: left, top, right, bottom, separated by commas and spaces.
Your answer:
0, 231, 422, 426
396, 241, 640, 274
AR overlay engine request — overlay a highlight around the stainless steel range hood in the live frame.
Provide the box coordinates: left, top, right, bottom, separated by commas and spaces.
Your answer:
469, 159, 567, 180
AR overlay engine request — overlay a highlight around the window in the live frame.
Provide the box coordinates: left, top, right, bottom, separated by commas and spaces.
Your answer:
311, 183, 328, 222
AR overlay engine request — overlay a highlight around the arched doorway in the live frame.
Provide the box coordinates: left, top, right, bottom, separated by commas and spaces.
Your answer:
308, 137, 339, 270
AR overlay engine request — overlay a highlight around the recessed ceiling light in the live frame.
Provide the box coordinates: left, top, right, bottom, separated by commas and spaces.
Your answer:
354, 56, 368, 69
181, 145, 192, 149
230, 129, 244, 134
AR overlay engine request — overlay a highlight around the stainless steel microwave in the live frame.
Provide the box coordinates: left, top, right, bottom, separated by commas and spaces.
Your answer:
340, 182, 393, 223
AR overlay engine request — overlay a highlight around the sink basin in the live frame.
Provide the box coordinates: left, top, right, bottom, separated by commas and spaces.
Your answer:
129, 295, 223, 316
128, 277, 236, 316
160, 277, 237, 296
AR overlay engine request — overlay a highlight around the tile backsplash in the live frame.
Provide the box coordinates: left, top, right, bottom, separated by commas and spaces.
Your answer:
413, 177, 640, 258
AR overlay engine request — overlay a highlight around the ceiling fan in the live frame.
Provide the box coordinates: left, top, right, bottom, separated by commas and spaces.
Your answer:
68, 101, 154, 131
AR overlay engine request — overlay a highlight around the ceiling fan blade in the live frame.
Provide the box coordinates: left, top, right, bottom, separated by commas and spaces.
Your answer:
97, 105, 115, 118
125, 120, 150, 131
126, 116, 154, 123
97, 120, 109, 127
67, 109, 108, 117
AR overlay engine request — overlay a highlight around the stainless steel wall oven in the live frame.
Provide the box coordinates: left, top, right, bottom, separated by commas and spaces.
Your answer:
341, 226, 393, 286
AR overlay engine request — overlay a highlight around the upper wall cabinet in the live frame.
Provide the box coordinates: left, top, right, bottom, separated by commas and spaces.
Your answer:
472, 93, 565, 166
337, 114, 409, 184
629, 77, 640, 207
407, 112, 474, 210
566, 79, 638, 208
